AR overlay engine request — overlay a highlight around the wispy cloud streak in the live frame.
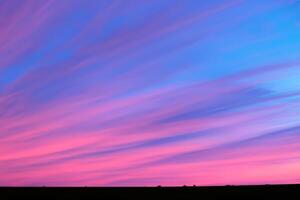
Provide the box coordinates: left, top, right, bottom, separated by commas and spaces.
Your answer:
0, 0, 300, 186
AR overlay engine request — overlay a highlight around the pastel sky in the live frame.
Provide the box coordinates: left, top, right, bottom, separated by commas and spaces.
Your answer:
0, 0, 300, 186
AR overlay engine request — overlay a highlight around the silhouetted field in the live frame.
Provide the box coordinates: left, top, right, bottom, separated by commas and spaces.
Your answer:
1, 184, 300, 199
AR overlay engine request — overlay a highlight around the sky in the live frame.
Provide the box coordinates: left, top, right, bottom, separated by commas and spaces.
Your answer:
0, 0, 300, 186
